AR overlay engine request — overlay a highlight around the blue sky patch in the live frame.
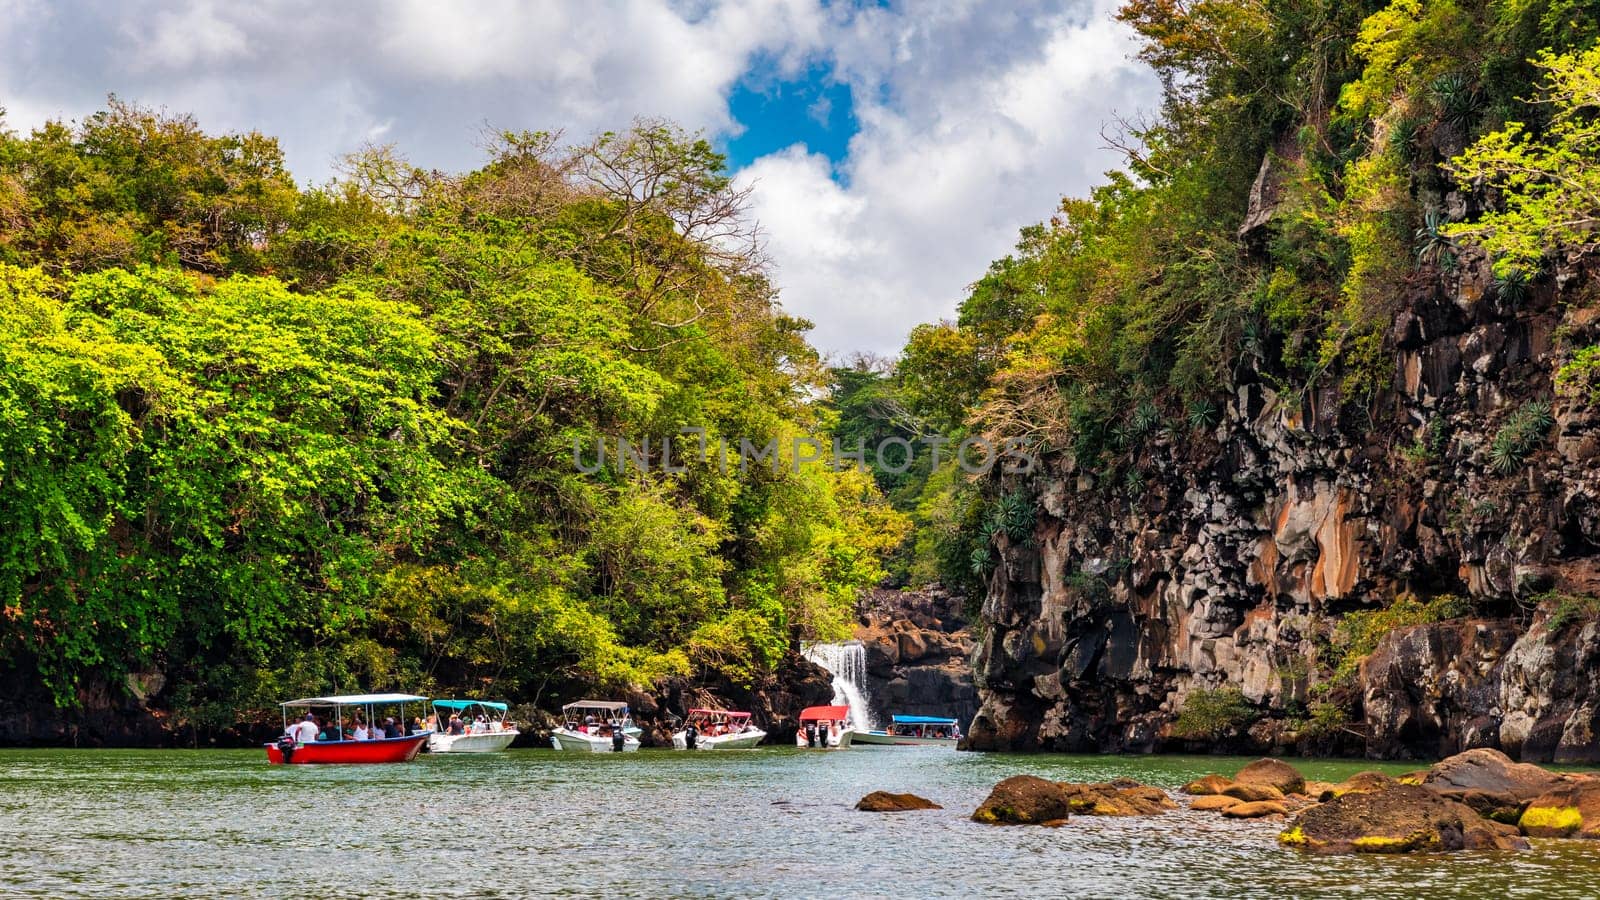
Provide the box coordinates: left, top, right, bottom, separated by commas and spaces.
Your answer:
722, 59, 856, 172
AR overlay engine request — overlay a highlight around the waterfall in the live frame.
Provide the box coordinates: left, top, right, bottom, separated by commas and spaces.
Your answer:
802, 641, 876, 732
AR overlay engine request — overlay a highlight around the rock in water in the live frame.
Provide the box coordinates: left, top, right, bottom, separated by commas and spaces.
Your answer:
1222, 783, 1284, 803
972, 775, 1073, 825
1223, 801, 1289, 819
1518, 781, 1600, 838
1322, 771, 1397, 800
1280, 784, 1529, 854
1182, 774, 1234, 795
856, 791, 942, 812
1190, 795, 1242, 812
1422, 748, 1570, 800
1057, 781, 1175, 816
1235, 758, 1306, 795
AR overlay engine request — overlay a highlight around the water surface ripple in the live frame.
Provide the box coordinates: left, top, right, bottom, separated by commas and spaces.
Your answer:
3, 748, 1599, 898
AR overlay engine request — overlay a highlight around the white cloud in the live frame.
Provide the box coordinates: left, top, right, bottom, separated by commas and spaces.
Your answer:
0, 0, 1159, 357
742, 0, 1158, 356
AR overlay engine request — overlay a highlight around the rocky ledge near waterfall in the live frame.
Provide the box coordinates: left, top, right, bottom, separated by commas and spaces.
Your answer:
965, 240, 1600, 760
854, 586, 979, 727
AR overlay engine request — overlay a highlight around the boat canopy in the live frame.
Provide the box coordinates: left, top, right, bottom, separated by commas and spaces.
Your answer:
687, 708, 750, 719
799, 705, 850, 722
891, 715, 958, 725
562, 700, 629, 713
281, 693, 428, 706
432, 699, 509, 711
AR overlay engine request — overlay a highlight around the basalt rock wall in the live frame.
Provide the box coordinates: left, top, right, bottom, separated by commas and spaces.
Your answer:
856, 587, 979, 728
966, 245, 1600, 761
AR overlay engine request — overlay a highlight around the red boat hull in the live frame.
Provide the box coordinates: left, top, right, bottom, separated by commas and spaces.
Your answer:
265, 733, 430, 764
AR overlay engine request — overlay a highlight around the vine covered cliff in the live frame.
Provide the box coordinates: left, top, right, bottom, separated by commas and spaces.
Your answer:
871, 0, 1600, 760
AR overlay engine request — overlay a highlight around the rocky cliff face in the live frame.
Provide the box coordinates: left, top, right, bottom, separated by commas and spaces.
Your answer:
966, 244, 1600, 761
855, 587, 978, 727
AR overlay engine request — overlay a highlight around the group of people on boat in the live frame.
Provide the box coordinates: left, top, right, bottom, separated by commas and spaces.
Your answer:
890, 722, 960, 739
799, 719, 844, 748
565, 714, 629, 737
429, 711, 511, 736
282, 712, 424, 744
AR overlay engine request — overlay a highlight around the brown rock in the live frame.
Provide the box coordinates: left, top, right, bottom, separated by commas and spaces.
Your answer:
1057, 781, 1174, 816
1280, 783, 1530, 854
973, 775, 1072, 825
1421, 749, 1568, 802
1235, 758, 1306, 795
1223, 800, 1289, 819
856, 791, 942, 812
1325, 771, 1398, 800
1303, 781, 1339, 801
1182, 774, 1234, 795
1222, 783, 1284, 803
1518, 781, 1600, 838
1190, 795, 1242, 811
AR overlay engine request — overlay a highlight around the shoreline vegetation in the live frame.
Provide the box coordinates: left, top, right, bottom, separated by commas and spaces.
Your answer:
0, 107, 905, 742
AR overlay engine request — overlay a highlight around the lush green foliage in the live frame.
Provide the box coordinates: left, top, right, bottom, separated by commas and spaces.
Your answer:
0, 107, 905, 717
1171, 687, 1257, 741
1444, 45, 1600, 275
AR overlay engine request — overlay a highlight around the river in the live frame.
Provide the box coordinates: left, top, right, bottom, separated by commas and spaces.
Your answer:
3, 747, 1599, 898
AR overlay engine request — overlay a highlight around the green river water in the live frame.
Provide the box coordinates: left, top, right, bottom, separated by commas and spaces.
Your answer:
3, 747, 1599, 898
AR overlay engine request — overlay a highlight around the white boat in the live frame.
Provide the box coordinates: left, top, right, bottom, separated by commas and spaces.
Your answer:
550, 700, 641, 752
671, 709, 766, 749
850, 715, 961, 747
427, 699, 520, 753
794, 704, 855, 749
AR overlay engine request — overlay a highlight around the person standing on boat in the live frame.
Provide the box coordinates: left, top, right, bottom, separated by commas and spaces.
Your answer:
291, 713, 318, 745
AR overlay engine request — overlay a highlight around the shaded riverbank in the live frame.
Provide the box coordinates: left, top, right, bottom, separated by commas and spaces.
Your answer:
5, 749, 1600, 898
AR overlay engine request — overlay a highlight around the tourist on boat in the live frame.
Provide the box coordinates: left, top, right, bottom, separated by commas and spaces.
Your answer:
424, 712, 439, 733
353, 722, 370, 741
382, 717, 401, 739
291, 713, 318, 745
409, 716, 424, 735
447, 713, 465, 736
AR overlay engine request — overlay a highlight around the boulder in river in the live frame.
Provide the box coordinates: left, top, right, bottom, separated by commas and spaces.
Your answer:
1189, 795, 1242, 812
1421, 748, 1569, 800
1222, 782, 1284, 803
1222, 800, 1289, 819
972, 775, 1073, 825
1518, 781, 1600, 838
1058, 781, 1175, 816
1235, 758, 1306, 796
1421, 748, 1578, 822
1181, 774, 1233, 795
1322, 771, 1397, 801
1280, 783, 1528, 854
856, 791, 942, 812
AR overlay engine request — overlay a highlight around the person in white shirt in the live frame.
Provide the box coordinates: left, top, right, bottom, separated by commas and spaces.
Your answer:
291, 714, 318, 745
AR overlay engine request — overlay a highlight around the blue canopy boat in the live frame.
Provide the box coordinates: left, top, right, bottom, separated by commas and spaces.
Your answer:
850, 714, 962, 747
427, 699, 519, 753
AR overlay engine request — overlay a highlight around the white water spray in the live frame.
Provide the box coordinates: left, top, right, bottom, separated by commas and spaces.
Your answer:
802, 641, 876, 732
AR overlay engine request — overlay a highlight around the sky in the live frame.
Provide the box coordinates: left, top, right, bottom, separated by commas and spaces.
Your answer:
0, 0, 1159, 358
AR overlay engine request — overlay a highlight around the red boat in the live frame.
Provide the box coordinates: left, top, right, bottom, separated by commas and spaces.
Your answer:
797, 704, 855, 748
265, 693, 432, 764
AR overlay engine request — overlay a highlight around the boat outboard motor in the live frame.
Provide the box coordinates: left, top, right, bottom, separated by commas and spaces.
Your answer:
612, 728, 626, 752
805, 722, 817, 748
276, 734, 297, 763
684, 724, 698, 750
